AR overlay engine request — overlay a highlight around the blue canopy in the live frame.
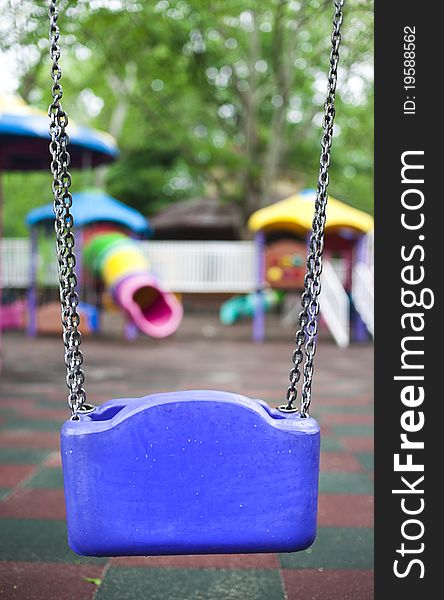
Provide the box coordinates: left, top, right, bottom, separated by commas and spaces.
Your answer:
27, 190, 151, 236
0, 95, 118, 170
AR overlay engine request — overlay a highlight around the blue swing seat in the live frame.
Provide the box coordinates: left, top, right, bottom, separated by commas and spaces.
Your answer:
61, 390, 320, 556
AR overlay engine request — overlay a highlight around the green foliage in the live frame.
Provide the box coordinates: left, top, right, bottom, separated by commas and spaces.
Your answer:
2, 0, 374, 236
83, 577, 102, 586
2, 172, 50, 237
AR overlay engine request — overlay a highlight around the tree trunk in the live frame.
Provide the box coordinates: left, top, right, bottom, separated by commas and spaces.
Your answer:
260, 0, 290, 207
94, 63, 137, 189
240, 10, 262, 218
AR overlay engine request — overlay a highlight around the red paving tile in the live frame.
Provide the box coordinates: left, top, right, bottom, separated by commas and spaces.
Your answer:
283, 569, 374, 600
318, 494, 374, 527
111, 553, 279, 569
0, 432, 60, 450
340, 437, 374, 452
0, 323, 373, 598
0, 562, 104, 600
0, 489, 66, 520
320, 451, 364, 473
0, 465, 37, 488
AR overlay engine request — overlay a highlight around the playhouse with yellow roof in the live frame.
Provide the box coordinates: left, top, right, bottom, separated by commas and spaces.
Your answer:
247, 189, 374, 345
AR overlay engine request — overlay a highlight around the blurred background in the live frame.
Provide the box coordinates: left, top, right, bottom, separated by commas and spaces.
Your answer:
1, 0, 373, 236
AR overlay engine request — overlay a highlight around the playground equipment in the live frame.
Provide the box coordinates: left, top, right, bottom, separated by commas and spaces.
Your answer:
62, 390, 319, 556
0, 300, 26, 330
219, 237, 307, 327
33, 301, 99, 336
220, 289, 283, 325
26, 191, 182, 339
48, 0, 343, 556
248, 189, 374, 346
83, 232, 182, 338
0, 94, 118, 369
0, 94, 118, 170
264, 239, 307, 289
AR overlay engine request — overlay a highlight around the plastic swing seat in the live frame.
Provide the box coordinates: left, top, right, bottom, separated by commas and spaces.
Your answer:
61, 390, 320, 557
49, 0, 345, 562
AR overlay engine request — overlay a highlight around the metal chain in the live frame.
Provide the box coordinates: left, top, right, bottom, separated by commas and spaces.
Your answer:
47, 0, 342, 419
49, 0, 87, 418
283, 0, 344, 417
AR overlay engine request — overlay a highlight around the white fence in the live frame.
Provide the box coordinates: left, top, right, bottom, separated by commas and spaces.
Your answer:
142, 241, 256, 293
1, 239, 257, 293
1, 239, 30, 288
1, 239, 353, 292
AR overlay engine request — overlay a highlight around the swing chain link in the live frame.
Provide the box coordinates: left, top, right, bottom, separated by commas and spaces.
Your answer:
48, 0, 87, 418
47, 0, 342, 420
285, 0, 344, 418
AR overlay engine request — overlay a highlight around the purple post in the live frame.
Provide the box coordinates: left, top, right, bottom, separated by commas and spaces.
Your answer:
353, 312, 368, 342
352, 234, 369, 343
27, 227, 38, 337
252, 231, 266, 343
125, 319, 139, 342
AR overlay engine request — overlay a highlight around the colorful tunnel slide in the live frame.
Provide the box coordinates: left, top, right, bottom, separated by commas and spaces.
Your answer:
83, 232, 182, 338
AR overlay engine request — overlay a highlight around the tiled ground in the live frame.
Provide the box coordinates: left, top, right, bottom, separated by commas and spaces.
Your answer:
0, 315, 373, 599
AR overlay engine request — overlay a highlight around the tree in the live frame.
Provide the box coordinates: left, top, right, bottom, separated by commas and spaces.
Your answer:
1, 0, 374, 236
